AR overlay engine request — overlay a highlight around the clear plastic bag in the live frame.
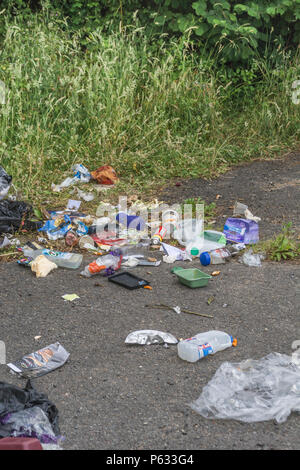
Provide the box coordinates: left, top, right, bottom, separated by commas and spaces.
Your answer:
190, 353, 300, 423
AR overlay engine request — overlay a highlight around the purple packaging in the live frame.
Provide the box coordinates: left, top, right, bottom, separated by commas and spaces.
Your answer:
223, 218, 259, 244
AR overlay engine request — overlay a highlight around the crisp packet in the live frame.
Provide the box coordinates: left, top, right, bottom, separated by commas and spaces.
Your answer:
7, 342, 70, 378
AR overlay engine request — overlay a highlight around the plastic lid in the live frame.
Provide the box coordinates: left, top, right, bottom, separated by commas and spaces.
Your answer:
200, 252, 211, 266
190, 247, 200, 256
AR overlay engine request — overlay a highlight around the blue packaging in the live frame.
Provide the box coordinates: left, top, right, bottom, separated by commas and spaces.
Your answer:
223, 218, 259, 244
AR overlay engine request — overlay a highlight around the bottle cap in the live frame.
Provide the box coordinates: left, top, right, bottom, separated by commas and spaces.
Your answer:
200, 252, 211, 266
190, 247, 199, 256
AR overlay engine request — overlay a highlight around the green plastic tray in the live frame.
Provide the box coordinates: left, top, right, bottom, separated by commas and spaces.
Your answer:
172, 267, 212, 288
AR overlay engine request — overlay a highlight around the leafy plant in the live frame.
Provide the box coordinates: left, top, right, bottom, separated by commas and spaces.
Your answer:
267, 223, 300, 261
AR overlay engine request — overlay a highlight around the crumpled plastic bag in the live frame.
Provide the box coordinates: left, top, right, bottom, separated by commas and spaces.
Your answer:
91, 165, 118, 185
233, 201, 261, 223
31, 255, 58, 278
125, 330, 178, 345
0, 166, 12, 200
190, 352, 300, 423
0, 200, 41, 234
51, 164, 91, 192
239, 248, 265, 267
0, 406, 61, 444
0, 380, 60, 438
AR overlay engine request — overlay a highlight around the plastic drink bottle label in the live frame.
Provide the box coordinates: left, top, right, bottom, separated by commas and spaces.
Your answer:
186, 337, 214, 359
42, 249, 72, 259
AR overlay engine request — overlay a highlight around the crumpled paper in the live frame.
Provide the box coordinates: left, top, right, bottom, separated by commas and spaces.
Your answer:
31, 255, 58, 278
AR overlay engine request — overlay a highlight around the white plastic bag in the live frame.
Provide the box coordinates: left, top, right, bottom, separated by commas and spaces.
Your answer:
190, 353, 300, 423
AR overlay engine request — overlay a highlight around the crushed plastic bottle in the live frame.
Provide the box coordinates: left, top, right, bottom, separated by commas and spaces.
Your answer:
80, 253, 121, 277
22, 247, 83, 269
177, 330, 237, 363
200, 243, 245, 265
151, 210, 179, 245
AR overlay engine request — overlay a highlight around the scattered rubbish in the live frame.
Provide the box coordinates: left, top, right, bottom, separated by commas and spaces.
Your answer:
0, 406, 62, 445
116, 212, 146, 231
207, 296, 214, 305
0, 200, 42, 234
51, 164, 91, 192
65, 230, 79, 247
0, 166, 12, 200
223, 218, 259, 244
62, 294, 80, 302
66, 199, 81, 211
172, 267, 212, 288
0, 235, 11, 249
0, 437, 43, 450
151, 210, 179, 245
108, 271, 150, 289
173, 218, 203, 247
146, 303, 214, 319
78, 235, 96, 250
233, 201, 261, 223
34, 336, 42, 341
177, 330, 237, 363
200, 243, 245, 266
187, 230, 227, 257
81, 253, 121, 277
0, 380, 61, 447
31, 255, 58, 278
211, 270, 221, 276
7, 342, 70, 378
22, 247, 83, 269
125, 330, 178, 345
75, 187, 95, 202
91, 165, 118, 185
190, 352, 300, 423
161, 243, 192, 262
239, 248, 265, 267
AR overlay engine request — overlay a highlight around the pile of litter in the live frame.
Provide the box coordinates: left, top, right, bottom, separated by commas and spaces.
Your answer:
1, 161, 297, 450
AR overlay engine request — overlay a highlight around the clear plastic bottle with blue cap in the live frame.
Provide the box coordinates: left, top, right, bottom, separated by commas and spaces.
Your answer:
177, 330, 237, 363
200, 243, 245, 265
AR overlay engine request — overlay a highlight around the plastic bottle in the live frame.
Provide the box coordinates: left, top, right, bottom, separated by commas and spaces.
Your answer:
200, 243, 245, 265
177, 330, 237, 363
151, 210, 179, 245
22, 247, 82, 269
185, 230, 226, 257
80, 254, 121, 278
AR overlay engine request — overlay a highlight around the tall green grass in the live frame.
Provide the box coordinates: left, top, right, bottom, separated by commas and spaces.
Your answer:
0, 12, 299, 202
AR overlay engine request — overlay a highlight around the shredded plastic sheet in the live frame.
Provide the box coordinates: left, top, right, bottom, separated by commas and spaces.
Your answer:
125, 330, 178, 345
190, 353, 300, 423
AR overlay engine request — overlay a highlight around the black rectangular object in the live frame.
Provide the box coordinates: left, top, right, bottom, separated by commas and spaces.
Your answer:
108, 271, 150, 290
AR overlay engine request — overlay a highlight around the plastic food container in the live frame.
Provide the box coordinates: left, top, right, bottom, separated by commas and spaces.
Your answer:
172, 267, 211, 288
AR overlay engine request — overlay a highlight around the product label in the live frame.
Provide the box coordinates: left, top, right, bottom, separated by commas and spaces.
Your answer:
42, 249, 72, 259
198, 342, 213, 358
